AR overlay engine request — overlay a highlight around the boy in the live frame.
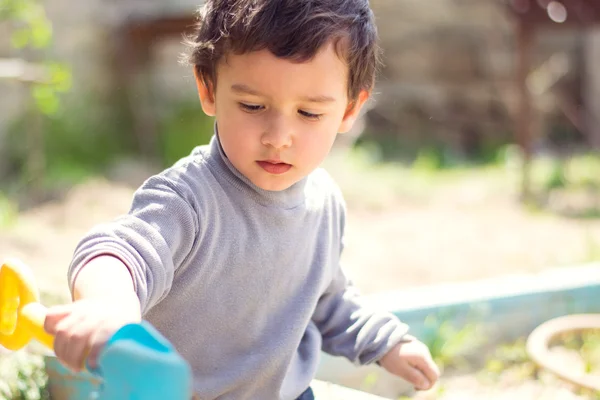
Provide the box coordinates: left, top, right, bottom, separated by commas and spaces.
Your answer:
44, 0, 440, 399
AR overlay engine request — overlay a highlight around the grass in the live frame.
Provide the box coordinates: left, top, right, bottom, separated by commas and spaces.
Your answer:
0, 352, 49, 400
528, 153, 600, 220
0, 194, 18, 228
324, 145, 510, 210
324, 145, 600, 225
359, 309, 489, 396
422, 312, 488, 372
584, 232, 600, 263
480, 338, 538, 383
558, 329, 600, 375
461, 331, 600, 398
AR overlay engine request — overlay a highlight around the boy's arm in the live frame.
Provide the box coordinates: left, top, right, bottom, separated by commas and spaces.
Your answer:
45, 173, 199, 372
49, 256, 142, 369
311, 187, 408, 365
68, 172, 199, 314
311, 264, 409, 365
71, 255, 140, 311
45, 256, 141, 371
312, 261, 438, 388
311, 186, 439, 389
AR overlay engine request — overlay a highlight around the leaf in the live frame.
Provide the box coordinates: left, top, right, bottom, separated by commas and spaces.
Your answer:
10, 28, 30, 48
0, 0, 22, 19
32, 85, 59, 115
47, 63, 72, 92
485, 358, 505, 374
5, 0, 53, 49
6, 0, 33, 23
29, 14, 52, 48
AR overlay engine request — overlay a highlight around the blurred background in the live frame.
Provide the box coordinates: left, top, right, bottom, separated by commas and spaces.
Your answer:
1, 0, 600, 399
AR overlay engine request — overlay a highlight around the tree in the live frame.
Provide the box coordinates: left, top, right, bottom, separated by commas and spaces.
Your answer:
1, 0, 71, 196
1, 0, 71, 114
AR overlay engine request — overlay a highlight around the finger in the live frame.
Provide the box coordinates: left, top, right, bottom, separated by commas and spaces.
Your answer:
64, 319, 96, 372
86, 341, 102, 370
44, 304, 74, 335
398, 363, 430, 390
414, 356, 440, 389
53, 313, 86, 372
86, 327, 110, 370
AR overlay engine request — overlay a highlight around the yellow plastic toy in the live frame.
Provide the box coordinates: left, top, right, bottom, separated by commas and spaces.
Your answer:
0, 258, 54, 351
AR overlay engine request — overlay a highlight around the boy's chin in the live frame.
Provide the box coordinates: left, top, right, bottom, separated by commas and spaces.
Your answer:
252, 176, 300, 192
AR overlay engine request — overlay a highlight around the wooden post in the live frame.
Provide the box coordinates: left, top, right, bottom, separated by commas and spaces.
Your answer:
114, 29, 159, 161
516, 20, 534, 201
0, 59, 48, 201
583, 28, 600, 150
26, 82, 45, 201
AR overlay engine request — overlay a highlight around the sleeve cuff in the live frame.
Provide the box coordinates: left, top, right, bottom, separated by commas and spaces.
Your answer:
68, 246, 140, 302
364, 322, 410, 366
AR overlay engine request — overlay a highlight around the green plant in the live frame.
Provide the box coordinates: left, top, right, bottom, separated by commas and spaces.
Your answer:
412, 148, 446, 171
0, 0, 71, 116
0, 352, 49, 400
560, 329, 600, 374
158, 100, 215, 167
5, 93, 135, 190
396, 381, 446, 399
422, 311, 488, 371
0, 194, 18, 228
584, 232, 600, 263
2, 0, 73, 195
581, 330, 600, 374
481, 337, 538, 384
544, 160, 567, 191
360, 371, 379, 393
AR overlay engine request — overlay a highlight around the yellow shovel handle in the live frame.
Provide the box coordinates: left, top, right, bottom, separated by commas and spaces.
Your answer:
20, 302, 54, 350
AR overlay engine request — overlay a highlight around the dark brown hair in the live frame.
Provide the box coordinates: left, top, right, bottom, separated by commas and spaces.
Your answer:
183, 0, 382, 102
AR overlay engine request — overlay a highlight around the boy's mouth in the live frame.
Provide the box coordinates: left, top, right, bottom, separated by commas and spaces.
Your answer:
256, 160, 292, 175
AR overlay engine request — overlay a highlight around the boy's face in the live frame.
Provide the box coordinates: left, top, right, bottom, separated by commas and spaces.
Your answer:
195, 41, 368, 191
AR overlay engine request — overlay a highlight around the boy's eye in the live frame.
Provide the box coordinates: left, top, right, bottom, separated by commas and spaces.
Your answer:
239, 103, 322, 120
239, 103, 264, 112
298, 110, 323, 120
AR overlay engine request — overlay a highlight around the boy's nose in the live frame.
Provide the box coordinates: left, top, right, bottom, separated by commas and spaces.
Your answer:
261, 121, 293, 150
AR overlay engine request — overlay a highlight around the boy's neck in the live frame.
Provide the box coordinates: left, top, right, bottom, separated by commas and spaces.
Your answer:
206, 128, 308, 209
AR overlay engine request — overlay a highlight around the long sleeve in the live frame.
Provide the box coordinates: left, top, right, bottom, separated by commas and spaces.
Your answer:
311, 197, 409, 365
312, 266, 409, 365
67, 171, 199, 314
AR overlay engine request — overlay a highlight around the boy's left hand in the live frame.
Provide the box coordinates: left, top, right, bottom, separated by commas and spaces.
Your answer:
378, 335, 440, 391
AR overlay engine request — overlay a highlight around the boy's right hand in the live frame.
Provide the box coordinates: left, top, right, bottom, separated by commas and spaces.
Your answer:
44, 298, 141, 373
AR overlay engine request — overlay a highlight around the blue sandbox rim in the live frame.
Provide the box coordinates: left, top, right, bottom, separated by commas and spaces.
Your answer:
363, 262, 600, 343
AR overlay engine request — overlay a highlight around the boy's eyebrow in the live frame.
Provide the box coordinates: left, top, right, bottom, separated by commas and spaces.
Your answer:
231, 84, 263, 97
231, 84, 336, 103
300, 94, 337, 103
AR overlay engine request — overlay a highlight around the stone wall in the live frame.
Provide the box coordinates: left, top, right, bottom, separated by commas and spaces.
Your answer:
40, 0, 200, 109
0, 0, 202, 174
368, 0, 583, 157
0, 0, 593, 170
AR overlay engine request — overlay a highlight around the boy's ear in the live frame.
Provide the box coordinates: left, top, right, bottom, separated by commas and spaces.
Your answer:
338, 90, 370, 134
194, 68, 216, 116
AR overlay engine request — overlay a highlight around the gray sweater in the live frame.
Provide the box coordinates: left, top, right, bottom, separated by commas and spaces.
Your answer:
68, 134, 408, 400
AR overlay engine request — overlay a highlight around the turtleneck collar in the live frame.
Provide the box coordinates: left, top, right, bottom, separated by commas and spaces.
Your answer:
204, 129, 307, 209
